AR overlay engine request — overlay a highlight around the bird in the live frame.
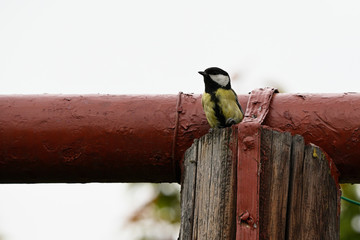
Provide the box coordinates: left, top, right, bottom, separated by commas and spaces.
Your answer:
198, 67, 244, 128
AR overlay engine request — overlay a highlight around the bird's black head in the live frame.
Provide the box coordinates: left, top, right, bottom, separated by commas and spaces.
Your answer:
198, 67, 231, 92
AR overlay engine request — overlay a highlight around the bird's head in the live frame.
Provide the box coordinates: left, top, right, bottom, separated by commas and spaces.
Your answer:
198, 67, 231, 90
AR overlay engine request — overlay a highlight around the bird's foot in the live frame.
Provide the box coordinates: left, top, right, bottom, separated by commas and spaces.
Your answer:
225, 118, 236, 126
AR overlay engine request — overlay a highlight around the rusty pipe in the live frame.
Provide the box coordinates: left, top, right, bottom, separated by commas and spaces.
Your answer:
0, 93, 359, 183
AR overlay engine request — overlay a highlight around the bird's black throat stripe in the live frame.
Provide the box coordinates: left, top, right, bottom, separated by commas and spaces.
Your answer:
210, 92, 227, 128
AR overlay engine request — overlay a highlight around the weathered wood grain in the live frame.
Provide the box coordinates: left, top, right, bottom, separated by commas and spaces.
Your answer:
260, 129, 292, 240
179, 128, 237, 240
180, 127, 339, 240
179, 139, 198, 240
260, 128, 339, 240
285, 134, 305, 239
295, 145, 339, 240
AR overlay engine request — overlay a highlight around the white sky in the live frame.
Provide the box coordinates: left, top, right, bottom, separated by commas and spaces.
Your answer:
1, 1, 360, 240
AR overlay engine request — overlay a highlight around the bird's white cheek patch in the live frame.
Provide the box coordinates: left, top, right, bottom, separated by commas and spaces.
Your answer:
209, 74, 230, 87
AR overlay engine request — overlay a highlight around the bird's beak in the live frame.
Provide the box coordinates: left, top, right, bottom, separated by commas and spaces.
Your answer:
198, 71, 206, 76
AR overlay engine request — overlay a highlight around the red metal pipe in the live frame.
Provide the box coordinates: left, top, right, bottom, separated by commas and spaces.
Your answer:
263, 93, 360, 183
0, 94, 200, 183
0, 93, 359, 183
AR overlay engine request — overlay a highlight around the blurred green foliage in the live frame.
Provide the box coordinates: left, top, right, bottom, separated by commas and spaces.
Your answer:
127, 183, 180, 240
341, 184, 360, 240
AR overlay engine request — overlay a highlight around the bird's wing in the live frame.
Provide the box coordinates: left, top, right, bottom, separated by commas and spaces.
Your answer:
231, 89, 244, 115
201, 94, 204, 108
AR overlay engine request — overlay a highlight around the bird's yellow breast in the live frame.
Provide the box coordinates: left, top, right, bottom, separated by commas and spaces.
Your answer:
202, 89, 243, 128
202, 93, 219, 128
215, 88, 243, 122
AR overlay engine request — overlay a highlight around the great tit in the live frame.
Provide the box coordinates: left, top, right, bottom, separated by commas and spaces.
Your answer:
199, 67, 244, 128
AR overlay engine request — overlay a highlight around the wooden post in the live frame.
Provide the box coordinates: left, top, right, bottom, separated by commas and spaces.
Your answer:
179, 127, 340, 240
179, 128, 237, 240
260, 128, 340, 240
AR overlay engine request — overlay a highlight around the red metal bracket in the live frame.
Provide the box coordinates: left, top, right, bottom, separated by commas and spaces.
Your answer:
236, 87, 278, 239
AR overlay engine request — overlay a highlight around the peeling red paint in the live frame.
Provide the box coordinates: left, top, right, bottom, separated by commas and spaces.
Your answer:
236, 87, 278, 240
242, 136, 255, 150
